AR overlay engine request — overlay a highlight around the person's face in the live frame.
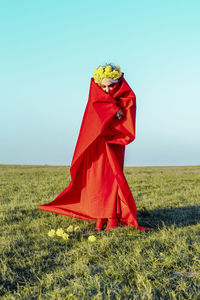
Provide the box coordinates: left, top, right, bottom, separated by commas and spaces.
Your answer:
99, 78, 118, 93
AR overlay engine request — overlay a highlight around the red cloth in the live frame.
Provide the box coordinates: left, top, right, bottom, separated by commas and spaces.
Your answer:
38, 73, 147, 230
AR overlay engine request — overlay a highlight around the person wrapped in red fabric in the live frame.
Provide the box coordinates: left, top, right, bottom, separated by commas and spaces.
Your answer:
38, 63, 149, 231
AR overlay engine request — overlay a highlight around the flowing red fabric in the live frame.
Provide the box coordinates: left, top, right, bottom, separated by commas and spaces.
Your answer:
38, 73, 147, 230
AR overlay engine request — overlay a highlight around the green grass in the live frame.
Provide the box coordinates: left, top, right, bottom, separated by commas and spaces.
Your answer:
0, 164, 200, 299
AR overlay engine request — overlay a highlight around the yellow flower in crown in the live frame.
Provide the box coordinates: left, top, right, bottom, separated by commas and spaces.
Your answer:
93, 63, 122, 83
93, 68, 100, 83
112, 70, 121, 80
104, 65, 112, 77
98, 66, 104, 75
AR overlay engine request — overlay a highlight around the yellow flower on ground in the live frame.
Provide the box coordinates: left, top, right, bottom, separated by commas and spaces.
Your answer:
48, 229, 55, 237
56, 228, 65, 237
74, 225, 80, 232
66, 225, 74, 232
88, 235, 96, 242
62, 233, 69, 240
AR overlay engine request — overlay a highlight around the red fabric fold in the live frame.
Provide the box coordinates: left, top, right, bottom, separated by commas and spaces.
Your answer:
38, 73, 148, 230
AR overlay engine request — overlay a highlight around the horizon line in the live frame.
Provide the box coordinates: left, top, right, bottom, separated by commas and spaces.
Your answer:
0, 163, 199, 168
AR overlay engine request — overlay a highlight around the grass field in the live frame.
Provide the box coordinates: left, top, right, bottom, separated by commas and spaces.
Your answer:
0, 164, 200, 299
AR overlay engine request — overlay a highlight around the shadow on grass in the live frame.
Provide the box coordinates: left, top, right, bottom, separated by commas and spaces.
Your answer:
4, 205, 200, 232
137, 205, 200, 229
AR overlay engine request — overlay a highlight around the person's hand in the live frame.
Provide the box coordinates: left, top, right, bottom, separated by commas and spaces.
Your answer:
115, 109, 124, 120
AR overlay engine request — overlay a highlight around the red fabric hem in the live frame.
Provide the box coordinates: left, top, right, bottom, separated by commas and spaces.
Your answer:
38, 205, 96, 221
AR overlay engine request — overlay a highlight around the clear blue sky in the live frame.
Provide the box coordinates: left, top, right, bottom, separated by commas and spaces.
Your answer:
1, 0, 200, 166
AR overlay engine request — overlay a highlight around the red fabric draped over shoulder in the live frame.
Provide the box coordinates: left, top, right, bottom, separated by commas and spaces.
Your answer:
38, 73, 148, 230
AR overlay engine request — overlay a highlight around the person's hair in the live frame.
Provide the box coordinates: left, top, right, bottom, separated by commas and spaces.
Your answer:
93, 63, 122, 83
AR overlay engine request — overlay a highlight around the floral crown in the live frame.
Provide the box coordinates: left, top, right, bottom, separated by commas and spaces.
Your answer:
93, 63, 122, 83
